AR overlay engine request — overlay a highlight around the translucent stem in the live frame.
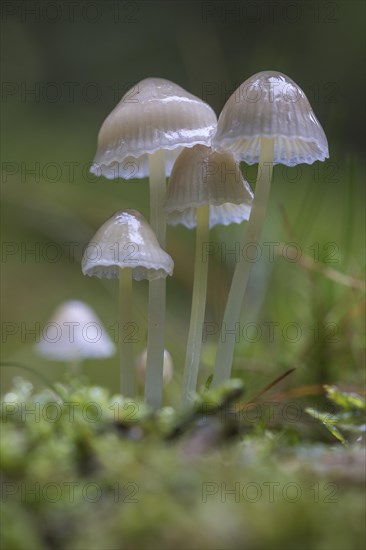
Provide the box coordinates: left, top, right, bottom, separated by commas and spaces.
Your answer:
145, 150, 166, 409
212, 138, 275, 386
181, 205, 210, 408
68, 358, 82, 375
148, 150, 166, 247
119, 267, 135, 397
145, 277, 166, 408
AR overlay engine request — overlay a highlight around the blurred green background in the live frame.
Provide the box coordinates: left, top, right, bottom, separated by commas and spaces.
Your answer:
1, 0, 365, 399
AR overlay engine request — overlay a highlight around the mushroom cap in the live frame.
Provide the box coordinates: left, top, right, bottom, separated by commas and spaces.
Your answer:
136, 348, 173, 385
91, 77, 217, 179
36, 300, 116, 361
82, 210, 174, 281
91, 149, 184, 180
213, 71, 329, 166
165, 144, 253, 228
167, 203, 252, 230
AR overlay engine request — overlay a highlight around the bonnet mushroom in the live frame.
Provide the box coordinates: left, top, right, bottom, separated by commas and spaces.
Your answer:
136, 348, 173, 386
165, 144, 253, 405
212, 71, 329, 385
82, 210, 173, 399
90, 78, 217, 408
36, 300, 115, 372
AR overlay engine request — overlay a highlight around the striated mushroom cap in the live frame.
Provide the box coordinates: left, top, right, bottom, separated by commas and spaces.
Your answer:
165, 145, 253, 228
82, 210, 174, 281
36, 300, 115, 361
213, 71, 329, 166
91, 78, 217, 179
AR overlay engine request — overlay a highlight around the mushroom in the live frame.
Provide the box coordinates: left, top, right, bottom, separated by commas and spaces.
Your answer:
36, 300, 115, 373
136, 348, 173, 386
90, 78, 217, 408
165, 144, 253, 406
211, 71, 329, 385
82, 210, 173, 398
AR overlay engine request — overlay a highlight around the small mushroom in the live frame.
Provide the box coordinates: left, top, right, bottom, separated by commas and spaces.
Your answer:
136, 348, 173, 386
90, 78, 217, 408
82, 210, 173, 398
165, 145, 253, 406
36, 300, 115, 373
211, 71, 329, 385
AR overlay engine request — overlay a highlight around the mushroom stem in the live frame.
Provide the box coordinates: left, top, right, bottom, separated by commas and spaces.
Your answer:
119, 267, 135, 397
181, 205, 210, 408
148, 150, 167, 247
69, 358, 82, 375
145, 150, 167, 409
145, 278, 166, 408
212, 137, 274, 386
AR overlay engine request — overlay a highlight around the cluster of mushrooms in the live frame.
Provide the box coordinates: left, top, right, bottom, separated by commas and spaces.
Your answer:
80, 71, 328, 409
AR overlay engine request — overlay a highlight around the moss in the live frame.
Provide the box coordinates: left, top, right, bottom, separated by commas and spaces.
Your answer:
1, 378, 365, 549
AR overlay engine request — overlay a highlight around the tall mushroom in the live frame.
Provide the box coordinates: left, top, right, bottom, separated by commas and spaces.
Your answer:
165, 144, 253, 406
212, 71, 329, 385
90, 78, 217, 408
82, 210, 173, 398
